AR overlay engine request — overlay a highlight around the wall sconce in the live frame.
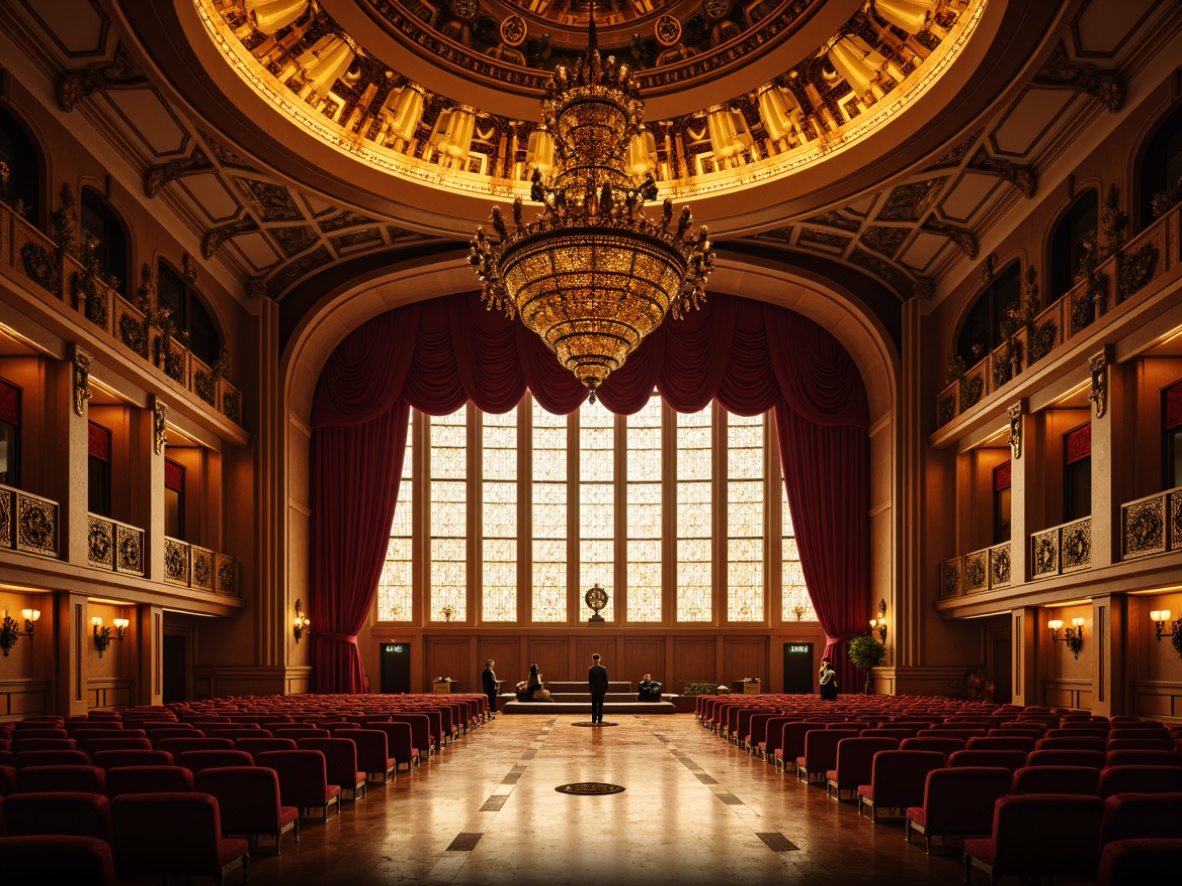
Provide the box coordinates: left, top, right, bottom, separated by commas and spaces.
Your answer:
0, 609, 40, 657
1150, 609, 1182, 656
1048, 617, 1085, 659
293, 599, 311, 644
92, 616, 128, 658
869, 598, 887, 642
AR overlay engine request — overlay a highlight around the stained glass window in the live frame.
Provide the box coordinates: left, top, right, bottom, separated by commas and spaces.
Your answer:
627, 394, 663, 622
727, 411, 764, 621
376, 398, 815, 629
532, 400, 567, 622
377, 413, 414, 621
579, 400, 615, 621
482, 408, 517, 622
676, 407, 712, 622
430, 407, 467, 622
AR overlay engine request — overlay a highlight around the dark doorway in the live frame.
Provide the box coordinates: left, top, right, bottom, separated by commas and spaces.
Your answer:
992, 635, 1014, 705
163, 634, 188, 704
381, 642, 412, 694
782, 642, 814, 694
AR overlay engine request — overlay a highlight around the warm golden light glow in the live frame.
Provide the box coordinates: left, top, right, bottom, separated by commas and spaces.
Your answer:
471, 22, 713, 400
1047, 619, 1063, 630
1150, 609, 1172, 621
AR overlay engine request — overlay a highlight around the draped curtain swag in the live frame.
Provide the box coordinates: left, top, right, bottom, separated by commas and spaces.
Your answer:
310, 291, 871, 694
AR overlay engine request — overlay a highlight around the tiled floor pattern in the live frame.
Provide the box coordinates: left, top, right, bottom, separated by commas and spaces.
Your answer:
244, 714, 970, 885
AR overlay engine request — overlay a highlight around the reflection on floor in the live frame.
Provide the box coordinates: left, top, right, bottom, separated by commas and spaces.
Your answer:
245, 714, 967, 885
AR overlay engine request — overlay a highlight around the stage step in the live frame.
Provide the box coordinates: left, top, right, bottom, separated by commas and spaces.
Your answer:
500, 700, 676, 715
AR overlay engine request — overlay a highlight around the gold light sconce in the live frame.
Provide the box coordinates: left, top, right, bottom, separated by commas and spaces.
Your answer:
0, 609, 40, 657
1150, 609, 1182, 657
869, 598, 887, 642
1048, 617, 1085, 659
93, 616, 128, 658
293, 598, 311, 643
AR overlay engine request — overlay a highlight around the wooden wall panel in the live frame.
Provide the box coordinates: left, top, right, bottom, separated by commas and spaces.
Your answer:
621, 638, 666, 687
88, 678, 133, 710
425, 639, 471, 689
723, 638, 769, 685
672, 638, 716, 691
477, 639, 523, 692
0, 679, 50, 719
1043, 678, 1092, 711
525, 639, 570, 682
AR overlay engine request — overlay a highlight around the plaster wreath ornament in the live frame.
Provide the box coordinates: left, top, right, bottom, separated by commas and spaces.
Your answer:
119, 535, 142, 571
1063, 527, 1090, 567
1126, 504, 1163, 552
991, 548, 1011, 584
164, 543, 186, 580
19, 504, 54, 551
964, 556, 986, 589
943, 563, 960, 597
88, 523, 112, 563
1035, 537, 1056, 574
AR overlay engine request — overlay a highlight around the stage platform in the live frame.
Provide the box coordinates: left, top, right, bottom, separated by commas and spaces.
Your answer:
498, 680, 676, 715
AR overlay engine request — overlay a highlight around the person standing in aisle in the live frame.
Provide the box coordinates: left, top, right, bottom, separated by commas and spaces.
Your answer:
482, 659, 498, 719
588, 653, 609, 724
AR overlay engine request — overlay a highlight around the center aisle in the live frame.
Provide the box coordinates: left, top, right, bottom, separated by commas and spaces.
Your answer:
245, 714, 968, 885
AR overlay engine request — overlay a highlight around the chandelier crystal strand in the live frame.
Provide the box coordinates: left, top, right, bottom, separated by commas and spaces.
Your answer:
471, 14, 714, 403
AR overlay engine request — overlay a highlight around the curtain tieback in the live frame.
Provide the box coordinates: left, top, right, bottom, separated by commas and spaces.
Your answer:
824, 636, 845, 647
318, 632, 357, 643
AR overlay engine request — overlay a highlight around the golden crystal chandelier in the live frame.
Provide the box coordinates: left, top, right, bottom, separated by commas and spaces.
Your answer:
470, 16, 714, 403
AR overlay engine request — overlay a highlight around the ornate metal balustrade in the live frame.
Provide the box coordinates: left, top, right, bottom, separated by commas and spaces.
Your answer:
936, 203, 1177, 428
1031, 516, 1091, 581
0, 200, 244, 427
941, 541, 1011, 599
86, 513, 144, 576
164, 536, 239, 597
0, 483, 60, 558
1121, 485, 1182, 560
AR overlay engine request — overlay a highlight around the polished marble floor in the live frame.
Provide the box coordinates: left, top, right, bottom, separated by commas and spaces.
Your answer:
245, 714, 970, 886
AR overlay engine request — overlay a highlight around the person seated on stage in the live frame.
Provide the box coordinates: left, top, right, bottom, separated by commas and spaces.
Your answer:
526, 663, 552, 701
515, 680, 530, 701
638, 674, 662, 701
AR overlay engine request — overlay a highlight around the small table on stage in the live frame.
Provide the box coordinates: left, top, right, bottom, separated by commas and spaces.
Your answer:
433, 679, 461, 694
733, 679, 761, 695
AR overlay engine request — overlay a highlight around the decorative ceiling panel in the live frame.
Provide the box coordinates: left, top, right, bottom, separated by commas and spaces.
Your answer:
103, 88, 190, 158
900, 232, 948, 273
939, 173, 1002, 224
229, 232, 284, 272
178, 174, 241, 224
21, 0, 108, 58
1071, 0, 1158, 59
988, 88, 1074, 157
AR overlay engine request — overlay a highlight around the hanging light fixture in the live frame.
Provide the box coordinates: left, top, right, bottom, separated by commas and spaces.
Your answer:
471, 12, 714, 402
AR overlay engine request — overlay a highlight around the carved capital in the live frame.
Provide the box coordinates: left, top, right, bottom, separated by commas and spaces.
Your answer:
981, 253, 996, 285
144, 148, 213, 198
969, 148, 1037, 198
245, 277, 270, 300
152, 395, 168, 455
72, 344, 92, 417
202, 217, 259, 259
921, 217, 978, 259
1087, 349, 1108, 419
56, 45, 146, 112
1033, 44, 1124, 112
1007, 401, 1024, 460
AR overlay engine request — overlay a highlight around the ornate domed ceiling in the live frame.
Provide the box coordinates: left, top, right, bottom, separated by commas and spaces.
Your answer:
16, 0, 1149, 310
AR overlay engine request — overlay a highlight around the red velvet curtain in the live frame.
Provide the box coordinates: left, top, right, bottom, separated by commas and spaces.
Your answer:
310, 291, 872, 693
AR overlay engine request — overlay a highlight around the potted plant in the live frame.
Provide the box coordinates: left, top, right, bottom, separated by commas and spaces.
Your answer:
847, 633, 887, 694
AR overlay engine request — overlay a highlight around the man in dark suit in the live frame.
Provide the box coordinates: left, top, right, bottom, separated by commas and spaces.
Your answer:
588, 653, 608, 725
482, 659, 498, 719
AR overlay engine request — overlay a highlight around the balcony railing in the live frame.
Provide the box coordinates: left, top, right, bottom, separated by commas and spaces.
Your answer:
0, 483, 60, 559
0, 200, 243, 427
1121, 485, 1182, 560
941, 541, 1011, 599
164, 536, 239, 597
1031, 516, 1091, 580
86, 514, 145, 576
936, 202, 1178, 428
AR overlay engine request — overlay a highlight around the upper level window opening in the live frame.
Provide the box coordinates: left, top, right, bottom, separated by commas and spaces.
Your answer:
993, 461, 1011, 544
0, 376, 21, 488
1137, 102, 1182, 230
1165, 379, 1182, 490
81, 187, 129, 298
1050, 189, 1099, 302
956, 261, 1021, 365
1063, 422, 1091, 523
157, 261, 222, 366
0, 103, 40, 223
